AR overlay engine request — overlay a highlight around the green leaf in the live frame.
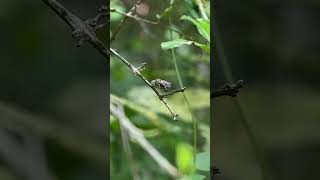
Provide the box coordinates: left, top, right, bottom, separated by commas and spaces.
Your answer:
161, 39, 210, 54
161, 39, 194, 50
196, 152, 210, 171
180, 15, 210, 42
194, 42, 210, 54
176, 143, 195, 174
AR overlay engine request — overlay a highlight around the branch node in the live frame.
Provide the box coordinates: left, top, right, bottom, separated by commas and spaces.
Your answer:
211, 80, 244, 99
72, 29, 90, 47
136, 62, 147, 72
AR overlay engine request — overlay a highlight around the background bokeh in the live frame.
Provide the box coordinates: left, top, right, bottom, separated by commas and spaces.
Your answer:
0, 0, 108, 179
213, 1, 320, 180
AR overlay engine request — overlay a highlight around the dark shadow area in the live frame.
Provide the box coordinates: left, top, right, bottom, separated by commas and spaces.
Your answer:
212, 1, 320, 180
0, 0, 108, 179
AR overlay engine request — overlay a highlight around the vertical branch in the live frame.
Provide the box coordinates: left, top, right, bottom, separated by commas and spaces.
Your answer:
168, 10, 198, 161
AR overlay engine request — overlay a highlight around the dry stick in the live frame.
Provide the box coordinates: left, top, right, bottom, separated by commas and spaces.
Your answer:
110, 0, 143, 42
110, 8, 159, 24
110, 103, 181, 178
110, 48, 184, 120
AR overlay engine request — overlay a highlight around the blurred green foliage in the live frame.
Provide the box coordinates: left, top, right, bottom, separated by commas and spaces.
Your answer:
110, 0, 210, 179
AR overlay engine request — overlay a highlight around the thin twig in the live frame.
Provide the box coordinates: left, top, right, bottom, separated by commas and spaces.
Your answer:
161, 87, 186, 98
211, 80, 244, 98
110, 48, 182, 120
211, 165, 220, 180
110, 8, 159, 24
110, 0, 143, 42
86, 5, 109, 31
110, 103, 181, 178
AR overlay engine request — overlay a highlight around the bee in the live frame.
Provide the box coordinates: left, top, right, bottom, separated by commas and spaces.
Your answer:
150, 78, 172, 91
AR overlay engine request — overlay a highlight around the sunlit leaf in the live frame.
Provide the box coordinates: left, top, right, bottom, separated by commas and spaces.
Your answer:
161, 39, 194, 50
161, 39, 210, 55
176, 143, 195, 174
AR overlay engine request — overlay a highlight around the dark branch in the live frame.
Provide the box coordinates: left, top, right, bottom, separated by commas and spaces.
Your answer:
211, 80, 244, 99
42, 0, 110, 58
86, 5, 109, 31
211, 165, 221, 179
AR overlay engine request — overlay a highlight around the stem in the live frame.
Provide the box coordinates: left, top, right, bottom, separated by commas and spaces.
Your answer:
168, 12, 198, 161
213, 10, 272, 180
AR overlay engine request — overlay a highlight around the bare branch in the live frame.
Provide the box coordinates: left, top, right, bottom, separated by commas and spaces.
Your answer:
211, 165, 221, 179
41, 0, 110, 58
110, 48, 183, 120
211, 80, 244, 98
86, 5, 109, 31
110, 103, 181, 178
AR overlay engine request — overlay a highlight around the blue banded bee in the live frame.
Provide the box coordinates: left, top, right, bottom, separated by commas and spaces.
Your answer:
150, 78, 172, 91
